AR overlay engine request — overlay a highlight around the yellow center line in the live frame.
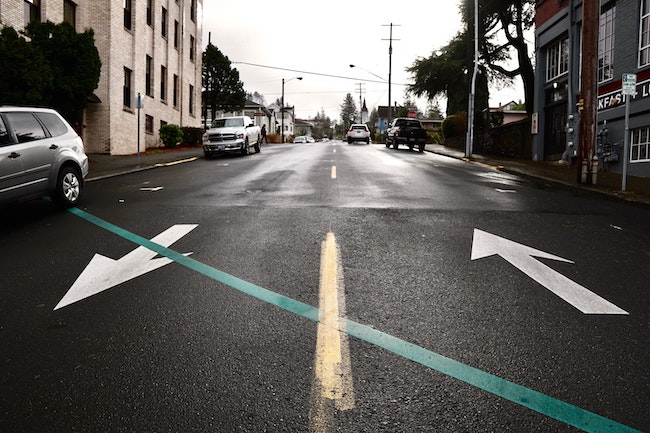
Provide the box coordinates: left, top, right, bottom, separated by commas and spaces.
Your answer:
310, 232, 355, 432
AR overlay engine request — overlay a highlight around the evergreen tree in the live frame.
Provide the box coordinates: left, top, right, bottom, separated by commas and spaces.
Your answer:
408, 0, 534, 116
202, 43, 245, 120
0, 22, 100, 124
25, 21, 101, 124
0, 26, 52, 106
339, 93, 357, 132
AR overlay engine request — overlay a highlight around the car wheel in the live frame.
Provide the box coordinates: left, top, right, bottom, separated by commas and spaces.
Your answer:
366, 138, 370, 144
53, 166, 82, 208
393, 142, 399, 149
385, 140, 390, 148
204, 150, 213, 159
241, 138, 249, 156
254, 135, 261, 153
418, 143, 425, 152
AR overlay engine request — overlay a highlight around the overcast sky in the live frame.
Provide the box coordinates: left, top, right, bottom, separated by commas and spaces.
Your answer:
201, 0, 525, 121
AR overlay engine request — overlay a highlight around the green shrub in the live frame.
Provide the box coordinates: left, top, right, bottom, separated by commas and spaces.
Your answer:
442, 112, 467, 139
159, 124, 183, 148
180, 127, 203, 146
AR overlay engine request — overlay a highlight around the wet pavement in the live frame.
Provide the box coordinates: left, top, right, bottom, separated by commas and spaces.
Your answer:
86, 142, 650, 207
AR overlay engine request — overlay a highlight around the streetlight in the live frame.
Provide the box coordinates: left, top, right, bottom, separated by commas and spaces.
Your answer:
349, 64, 386, 81
281, 77, 303, 143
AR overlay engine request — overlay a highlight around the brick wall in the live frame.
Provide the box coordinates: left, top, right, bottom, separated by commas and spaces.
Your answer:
536, 0, 571, 27
0, 0, 203, 155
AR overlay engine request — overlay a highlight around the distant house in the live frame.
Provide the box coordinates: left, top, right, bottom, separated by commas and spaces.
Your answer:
268, 103, 297, 139
485, 101, 529, 126
294, 119, 314, 137
377, 105, 404, 133
209, 100, 273, 130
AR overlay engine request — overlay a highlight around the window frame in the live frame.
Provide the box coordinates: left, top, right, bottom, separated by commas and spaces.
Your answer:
598, 3, 615, 83
123, 0, 132, 30
546, 37, 569, 82
630, 126, 650, 162
123, 67, 133, 109
640, 0, 650, 67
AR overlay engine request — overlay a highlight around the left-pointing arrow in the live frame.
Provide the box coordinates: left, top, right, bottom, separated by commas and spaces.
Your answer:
54, 224, 197, 310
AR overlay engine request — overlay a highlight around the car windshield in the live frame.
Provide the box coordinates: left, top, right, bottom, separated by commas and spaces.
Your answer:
212, 118, 244, 128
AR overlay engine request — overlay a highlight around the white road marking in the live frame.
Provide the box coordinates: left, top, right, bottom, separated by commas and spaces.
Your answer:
54, 224, 197, 310
331, 166, 337, 179
471, 229, 628, 315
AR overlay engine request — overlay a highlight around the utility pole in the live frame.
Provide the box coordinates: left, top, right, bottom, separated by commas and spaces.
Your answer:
465, 0, 479, 159
383, 24, 400, 124
355, 83, 365, 123
577, 0, 599, 184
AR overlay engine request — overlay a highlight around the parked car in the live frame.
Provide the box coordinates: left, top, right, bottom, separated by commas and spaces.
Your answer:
293, 136, 307, 143
385, 118, 429, 152
347, 124, 370, 144
0, 106, 89, 207
202, 116, 261, 158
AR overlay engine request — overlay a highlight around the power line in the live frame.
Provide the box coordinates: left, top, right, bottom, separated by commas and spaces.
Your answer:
232, 61, 407, 85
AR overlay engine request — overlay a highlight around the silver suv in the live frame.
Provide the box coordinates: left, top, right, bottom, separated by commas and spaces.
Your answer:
0, 106, 88, 207
347, 124, 370, 144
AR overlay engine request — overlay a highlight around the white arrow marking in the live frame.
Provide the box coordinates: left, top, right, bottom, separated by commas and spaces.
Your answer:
471, 229, 628, 315
140, 186, 164, 192
54, 224, 197, 310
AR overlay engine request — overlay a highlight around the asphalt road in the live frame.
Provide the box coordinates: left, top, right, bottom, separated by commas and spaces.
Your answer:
1, 140, 648, 432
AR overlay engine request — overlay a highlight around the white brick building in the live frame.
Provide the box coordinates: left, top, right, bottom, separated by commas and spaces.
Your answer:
0, 0, 203, 155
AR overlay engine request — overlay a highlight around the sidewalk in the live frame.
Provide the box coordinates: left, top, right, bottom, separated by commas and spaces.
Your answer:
85, 143, 650, 207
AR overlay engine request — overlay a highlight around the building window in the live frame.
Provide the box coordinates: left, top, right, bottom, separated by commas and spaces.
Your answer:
145, 115, 154, 134
640, 0, 650, 66
160, 66, 167, 101
631, 126, 650, 162
123, 67, 133, 108
174, 20, 179, 49
599, 3, 615, 83
189, 84, 195, 115
64, 0, 76, 29
191, 0, 196, 22
123, 0, 132, 30
161, 7, 168, 38
146, 0, 153, 26
190, 35, 195, 62
146, 56, 153, 97
173, 74, 179, 108
546, 37, 569, 82
24, 0, 41, 25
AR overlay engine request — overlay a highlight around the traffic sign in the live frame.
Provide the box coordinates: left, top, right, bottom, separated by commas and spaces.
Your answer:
622, 73, 637, 95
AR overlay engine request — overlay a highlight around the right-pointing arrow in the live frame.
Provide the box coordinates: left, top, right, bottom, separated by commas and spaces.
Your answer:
471, 229, 628, 315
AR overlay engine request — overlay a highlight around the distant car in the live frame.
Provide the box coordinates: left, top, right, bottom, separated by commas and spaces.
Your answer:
306, 136, 316, 143
0, 106, 88, 207
347, 124, 370, 144
293, 136, 307, 143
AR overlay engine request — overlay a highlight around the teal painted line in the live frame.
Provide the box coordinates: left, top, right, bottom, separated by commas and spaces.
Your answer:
344, 320, 643, 433
66, 208, 319, 322
66, 207, 643, 433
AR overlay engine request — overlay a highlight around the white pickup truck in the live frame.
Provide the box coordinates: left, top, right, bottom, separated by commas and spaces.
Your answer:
202, 116, 262, 158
